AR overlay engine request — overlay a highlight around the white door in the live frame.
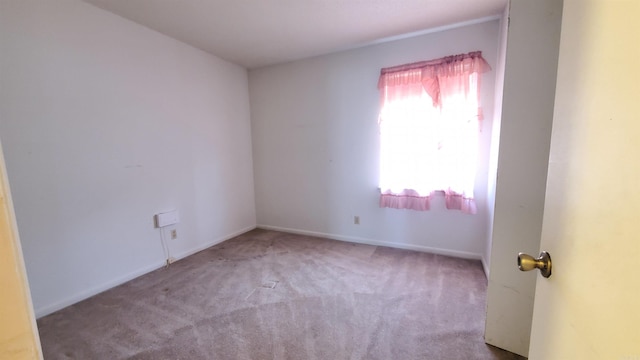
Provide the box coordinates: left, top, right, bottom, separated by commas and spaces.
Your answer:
528, 0, 640, 358
485, 0, 563, 356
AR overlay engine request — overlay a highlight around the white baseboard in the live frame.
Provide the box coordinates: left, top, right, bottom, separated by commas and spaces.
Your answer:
35, 225, 256, 318
257, 224, 483, 261
35, 261, 166, 318
36, 224, 483, 318
171, 225, 256, 262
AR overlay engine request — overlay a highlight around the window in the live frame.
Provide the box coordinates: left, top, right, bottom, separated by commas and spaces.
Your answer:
378, 52, 490, 214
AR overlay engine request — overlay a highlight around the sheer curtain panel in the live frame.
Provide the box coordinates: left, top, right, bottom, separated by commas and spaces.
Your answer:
378, 51, 490, 214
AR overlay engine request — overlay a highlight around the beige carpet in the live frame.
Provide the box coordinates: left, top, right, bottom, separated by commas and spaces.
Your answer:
37, 229, 524, 359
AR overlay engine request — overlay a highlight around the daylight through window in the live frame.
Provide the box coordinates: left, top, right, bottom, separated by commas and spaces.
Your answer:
378, 51, 490, 214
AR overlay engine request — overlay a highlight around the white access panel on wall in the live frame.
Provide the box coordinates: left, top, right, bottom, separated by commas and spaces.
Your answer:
155, 210, 179, 228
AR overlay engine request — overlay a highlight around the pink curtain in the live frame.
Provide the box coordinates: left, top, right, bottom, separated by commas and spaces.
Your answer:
378, 51, 490, 214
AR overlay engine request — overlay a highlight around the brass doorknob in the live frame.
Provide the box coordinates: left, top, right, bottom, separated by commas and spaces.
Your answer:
518, 251, 552, 278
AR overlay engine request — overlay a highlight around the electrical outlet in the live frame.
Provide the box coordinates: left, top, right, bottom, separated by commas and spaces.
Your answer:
354, 216, 360, 225
170, 229, 178, 240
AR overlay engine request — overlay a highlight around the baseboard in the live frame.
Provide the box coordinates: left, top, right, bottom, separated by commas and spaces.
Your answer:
35, 225, 256, 318
171, 225, 256, 262
257, 224, 483, 261
35, 261, 166, 318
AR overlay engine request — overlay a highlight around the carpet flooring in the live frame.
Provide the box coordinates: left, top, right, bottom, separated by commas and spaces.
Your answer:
37, 229, 525, 359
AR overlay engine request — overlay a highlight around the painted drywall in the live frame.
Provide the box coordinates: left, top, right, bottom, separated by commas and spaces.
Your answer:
482, 4, 510, 278
484, 0, 563, 356
250, 20, 499, 259
0, 0, 256, 317
0, 142, 42, 359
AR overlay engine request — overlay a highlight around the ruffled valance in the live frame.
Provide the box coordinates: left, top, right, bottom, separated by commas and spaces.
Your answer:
378, 51, 491, 107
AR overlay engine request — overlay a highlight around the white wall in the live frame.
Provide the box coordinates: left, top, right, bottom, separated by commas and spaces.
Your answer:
483, 5, 510, 278
250, 20, 500, 260
484, 0, 563, 356
0, 0, 256, 317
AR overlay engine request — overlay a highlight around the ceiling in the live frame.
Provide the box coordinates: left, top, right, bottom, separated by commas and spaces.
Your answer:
83, 0, 507, 69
